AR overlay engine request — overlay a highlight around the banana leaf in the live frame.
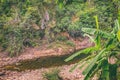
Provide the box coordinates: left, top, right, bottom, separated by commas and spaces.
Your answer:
82, 48, 106, 76
65, 46, 97, 62
82, 28, 114, 38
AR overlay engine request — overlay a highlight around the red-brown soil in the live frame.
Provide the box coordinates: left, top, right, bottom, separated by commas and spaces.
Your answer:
0, 37, 94, 80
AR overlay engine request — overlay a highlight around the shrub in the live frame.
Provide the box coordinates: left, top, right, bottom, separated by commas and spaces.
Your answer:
65, 40, 75, 47
43, 69, 61, 80
0, 25, 44, 57
68, 21, 83, 38
56, 36, 68, 41
55, 0, 116, 35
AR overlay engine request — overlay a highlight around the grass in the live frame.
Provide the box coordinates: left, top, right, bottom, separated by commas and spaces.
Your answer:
43, 69, 62, 80
65, 40, 75, 47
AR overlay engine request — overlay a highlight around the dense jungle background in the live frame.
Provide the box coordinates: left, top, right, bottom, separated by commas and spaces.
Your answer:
0, 0, 117, 56
0, 0, 120, 80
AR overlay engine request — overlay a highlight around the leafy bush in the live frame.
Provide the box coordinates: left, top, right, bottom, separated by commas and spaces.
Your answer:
55, 0, 116, 37
65, 40, 75, 47
94, 0, 117, 30
56, 35, 68, 41
0, 0, 117, 56
0, 1, 45, 56
0, 25, 44, 57
43, 69, 61, 80
68, 22, 83, 37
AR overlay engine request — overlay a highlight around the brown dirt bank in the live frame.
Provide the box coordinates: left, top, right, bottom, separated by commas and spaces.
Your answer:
0, 37, 93, 68
0, 37, 95, 80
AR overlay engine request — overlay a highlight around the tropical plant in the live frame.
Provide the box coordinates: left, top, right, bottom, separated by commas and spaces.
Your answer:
55, 0, 116, 37
0, 0, 55, 56
65, 16, 120, 80
0, 0, 117, 56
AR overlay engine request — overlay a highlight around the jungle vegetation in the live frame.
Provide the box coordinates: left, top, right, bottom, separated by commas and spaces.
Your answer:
0, 0, 120, 80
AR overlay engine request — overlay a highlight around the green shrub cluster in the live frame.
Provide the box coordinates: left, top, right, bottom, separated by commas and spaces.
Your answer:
0, 0, 45, 56
43, 69, 61, 80
65, 40, 75, 47
55, 0, 116, 33
0, 0, 117, 56
0, 25, 44, 57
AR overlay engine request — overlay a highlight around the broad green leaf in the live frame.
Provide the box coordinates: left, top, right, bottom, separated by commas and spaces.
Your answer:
99, 30, 114, 38
95, 34, 101, 49
82, 48, 106, 75
82, 28, 96, 35
82, 28, 114, 38
69, 54, 95, 72
84, 63, 98, 80
117, 29, 120, 42
115, 20, 120, 30
89, 58, 105, 78
105, 39, 116, 50
112, 22, 118, 34
65, 47, 97, 62
69, 60, 83, 72
101, 60, 109, 80
79, 61, 87, 69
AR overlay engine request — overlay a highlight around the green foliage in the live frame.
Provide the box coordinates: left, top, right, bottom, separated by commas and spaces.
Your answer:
0, 0, 117, 56
55, 0, 116, 36
68, 22, 82, 37
65, 40, 75, 46
117, 30, 120, 42
56, 36, 68, 41
0, 5, 45, 56
65, 19, 120, 80
0, 0, 47, 56
0, 25, 44, 57
43, 69, 61, 80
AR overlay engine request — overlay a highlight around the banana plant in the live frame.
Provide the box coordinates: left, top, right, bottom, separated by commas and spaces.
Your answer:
65, 16, 120, 80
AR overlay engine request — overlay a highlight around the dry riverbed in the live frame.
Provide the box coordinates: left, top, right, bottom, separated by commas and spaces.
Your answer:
0, 37, 94, 80
0, 64, 85, 80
